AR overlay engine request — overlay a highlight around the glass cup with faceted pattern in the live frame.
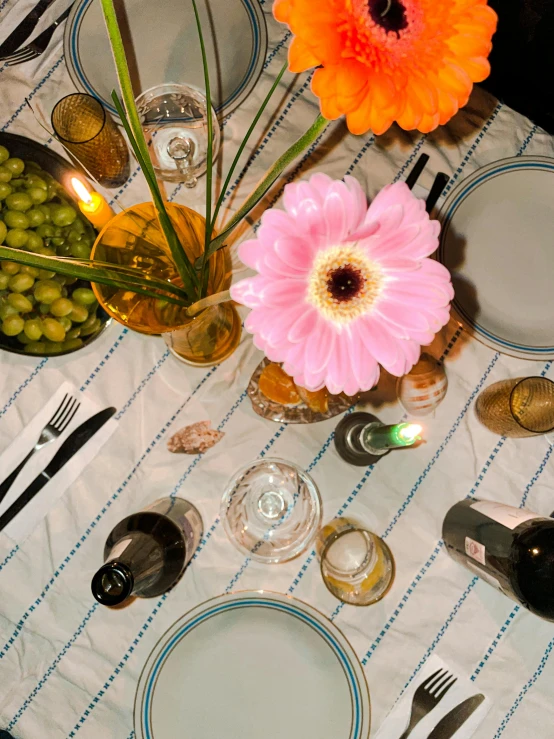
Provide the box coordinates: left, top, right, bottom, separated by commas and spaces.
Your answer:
317, 518, 395, 606
51, 93, 130, 188
475, 376, 554, 437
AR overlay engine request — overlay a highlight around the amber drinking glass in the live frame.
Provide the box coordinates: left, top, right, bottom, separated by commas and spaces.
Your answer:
475, 377, 554, 437
317, 518, 394, 606
51, 93, 130, 188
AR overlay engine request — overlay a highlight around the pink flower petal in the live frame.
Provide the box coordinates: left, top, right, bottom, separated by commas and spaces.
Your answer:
261, 279, 306, 307
345, 329, 380, 391
357, 316, 400, 371
230, 277, 265, 308
344, 176, 368, 231
375, 297, 431, 335
323, 187, 349, 243
237, 239, 265, 271
304, 322, 336, 374
274, 236, 315, 270
288, 308, 320, 343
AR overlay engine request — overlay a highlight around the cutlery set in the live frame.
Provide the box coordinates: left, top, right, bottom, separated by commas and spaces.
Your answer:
0, 0, 73, 66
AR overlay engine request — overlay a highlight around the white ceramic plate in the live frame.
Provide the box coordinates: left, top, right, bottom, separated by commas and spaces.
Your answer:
134, 591, 370, 739
437, 156, 554, 360
64, 0, 267, 119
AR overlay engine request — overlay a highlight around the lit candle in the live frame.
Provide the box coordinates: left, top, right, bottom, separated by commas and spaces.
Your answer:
70, 177, 115, 231
361, 422, 423, 454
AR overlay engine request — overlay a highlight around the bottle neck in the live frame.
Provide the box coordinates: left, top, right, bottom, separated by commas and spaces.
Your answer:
91, 561, 134, 606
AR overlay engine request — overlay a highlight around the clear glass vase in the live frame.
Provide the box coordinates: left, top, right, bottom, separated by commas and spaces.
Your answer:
91, 201, 241, 365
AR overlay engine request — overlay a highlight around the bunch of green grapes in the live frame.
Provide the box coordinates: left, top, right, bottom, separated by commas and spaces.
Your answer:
0, 144, 102, 354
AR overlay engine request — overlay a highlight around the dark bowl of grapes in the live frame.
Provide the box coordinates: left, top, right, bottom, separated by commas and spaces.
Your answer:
0, 132, 110, 357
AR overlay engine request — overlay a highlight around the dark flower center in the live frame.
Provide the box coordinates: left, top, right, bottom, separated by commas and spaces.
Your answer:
368, 0, 408, 34
327, 265, 365, 302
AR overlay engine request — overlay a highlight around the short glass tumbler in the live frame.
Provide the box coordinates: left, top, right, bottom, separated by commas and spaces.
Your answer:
136, 83, 220, 187
51, 93, 130, 188
221, 458, 322, 564
475, 376, 554, 437
317, 518, 394, 606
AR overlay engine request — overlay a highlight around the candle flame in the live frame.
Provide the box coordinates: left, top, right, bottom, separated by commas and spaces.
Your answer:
398, 424, 423, 443
71, 177, 93, 204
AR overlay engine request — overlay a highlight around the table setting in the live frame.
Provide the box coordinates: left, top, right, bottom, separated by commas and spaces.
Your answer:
1, 0, 554, 737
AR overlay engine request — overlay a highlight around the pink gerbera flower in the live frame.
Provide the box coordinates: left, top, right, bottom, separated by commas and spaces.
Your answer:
231, 173, 453, 395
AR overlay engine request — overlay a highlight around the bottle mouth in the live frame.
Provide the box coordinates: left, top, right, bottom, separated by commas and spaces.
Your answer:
91, 561, 134, 606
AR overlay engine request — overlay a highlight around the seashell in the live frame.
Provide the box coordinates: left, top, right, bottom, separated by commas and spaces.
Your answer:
397, 353, 448, 417
167, 421, 224, 454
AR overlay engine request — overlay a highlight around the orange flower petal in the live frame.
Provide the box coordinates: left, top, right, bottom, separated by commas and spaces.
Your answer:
319, 94, 345, 120
345, 92, 373, 135
437, 63, 473, 100
289, 36, 320, 72
418, 112, 441, 133
273, 0, 291, 24
406, 76, 439, 116
447, 32, 492, 58
457, 55, 491, 82
396, 98, 423, 131
312, 65, 338, 100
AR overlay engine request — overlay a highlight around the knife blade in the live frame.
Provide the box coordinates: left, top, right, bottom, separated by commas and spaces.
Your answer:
426, 694, 485, 739
0, 406, 116, 532
0, 0, 59, 58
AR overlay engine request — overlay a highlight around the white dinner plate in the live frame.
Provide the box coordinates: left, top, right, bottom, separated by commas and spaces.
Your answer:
134, 591, 370, 739
437, 156, 554, 360
64, 0, 267, 119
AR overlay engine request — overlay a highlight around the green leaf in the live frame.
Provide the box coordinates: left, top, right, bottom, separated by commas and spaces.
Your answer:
205, 113, 330, 262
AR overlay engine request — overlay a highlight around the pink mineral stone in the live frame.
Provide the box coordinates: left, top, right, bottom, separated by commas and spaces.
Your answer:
167, 421, 224, 454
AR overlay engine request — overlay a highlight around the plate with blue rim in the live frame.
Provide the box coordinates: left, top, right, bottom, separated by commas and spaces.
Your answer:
64, 0, 267, 121
437, 156, 554, 360
134, 590, 371, 739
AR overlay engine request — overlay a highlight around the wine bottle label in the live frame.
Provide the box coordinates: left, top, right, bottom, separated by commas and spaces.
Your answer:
465, 536, 486, 565
462, 557, 503, 593
471, 501, 539, 530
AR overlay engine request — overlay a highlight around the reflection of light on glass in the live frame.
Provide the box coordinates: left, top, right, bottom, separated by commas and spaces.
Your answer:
532, 547, 540, 555
397, 424, 423, 445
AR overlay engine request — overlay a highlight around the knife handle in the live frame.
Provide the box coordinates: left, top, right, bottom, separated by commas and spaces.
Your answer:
0, 472, 49, 533
0, 449, 35, 504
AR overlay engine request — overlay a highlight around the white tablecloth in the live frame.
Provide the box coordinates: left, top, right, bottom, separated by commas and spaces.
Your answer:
1, 1, 554, 737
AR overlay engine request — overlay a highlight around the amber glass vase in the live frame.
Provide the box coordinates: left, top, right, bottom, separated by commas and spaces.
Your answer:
91, 202, 241, 365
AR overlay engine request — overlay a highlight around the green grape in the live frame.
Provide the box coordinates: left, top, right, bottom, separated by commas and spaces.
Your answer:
25, 232, 44, 252
51, 237, 65, 247
17, 331, 32, 345
67, 229, 82, 243
72, 217, 86, 235
66, 327, 81, 340
5, 192, 33, 212
25, 175, 47, 191
24, 318, 43, 340
3, 158, 25, 176
28, 187, 48, 205
5, 228, 29, 248
37, 268, 56, 280
0, 221, 6, 245
26, 341, 46, 354
0, 166, 12, 183
37, 204, 52, 222
34, 280, 62, 304
38, 303, 50, 314
26, 208, 46, 227
4, 210, 30, 229
2, 314, 24, 336
47, 182, 59, 201
9, 273, 35, 293
0, 182, 12, 199
53, 273, 67, 285
45, 342, 64, 354
37, 246, 56, 257
36, 224, 55, 239
62, 338, 83, 352
50, 297, 73, 317
69, 242, 91, 259
0, 146, 9, 165
20, 265, 40, 277
80, 318, 101, 337
56, 242, 71, 256
1, 261, 20, 275
0, 273, 9, 290
10, 178, 26, 188
64, 276, 78, 286
51, 205, 78, 227
7, 293, 33, 312
58, 316, 72, 332
0, 304, 18, 320
69, 303, 89, 323
42, 317, 66, 342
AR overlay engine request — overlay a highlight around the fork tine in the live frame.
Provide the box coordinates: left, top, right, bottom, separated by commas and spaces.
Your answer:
58, 400, 80, 433
430, 672, 453, 696
421, 668, 445, 692
56, 398, 80, 431
48, 394, 69, 426
436, 676, 457, 700
5, 52, 32, 65
53, 396, 77, 430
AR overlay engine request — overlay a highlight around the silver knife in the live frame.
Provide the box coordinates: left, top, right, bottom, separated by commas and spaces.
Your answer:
427, 694, 485, 739
0, 406, 116, 532
0, 0, 59, 58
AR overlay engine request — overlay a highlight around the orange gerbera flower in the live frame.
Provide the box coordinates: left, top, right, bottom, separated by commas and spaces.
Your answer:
274, 0, 497, 135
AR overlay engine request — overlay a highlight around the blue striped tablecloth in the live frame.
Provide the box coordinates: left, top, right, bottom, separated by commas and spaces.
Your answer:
1, 1, 554, 737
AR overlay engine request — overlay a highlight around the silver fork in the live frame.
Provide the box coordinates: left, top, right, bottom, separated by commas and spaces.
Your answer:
0, 393, 80, 503
2, 4, 73, 66
398, 669, 457, 739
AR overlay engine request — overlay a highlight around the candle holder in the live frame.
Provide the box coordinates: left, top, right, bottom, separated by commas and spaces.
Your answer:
334, 412, 422, 466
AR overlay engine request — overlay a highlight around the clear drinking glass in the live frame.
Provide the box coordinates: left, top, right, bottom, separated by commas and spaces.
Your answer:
317, 518, 395, 606
51, 93, 130, 188
135, 83, 220, 187
475, 376, 554, 437
221, 458, 322, 564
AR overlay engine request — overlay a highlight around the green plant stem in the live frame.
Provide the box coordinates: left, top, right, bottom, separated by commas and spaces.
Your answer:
204, 113, 331, 262
191, 0, 213, 298
210, 60, 288, 237
185, 288, 231, 317
0, 247, 188, 307
100, 0, 199, 299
